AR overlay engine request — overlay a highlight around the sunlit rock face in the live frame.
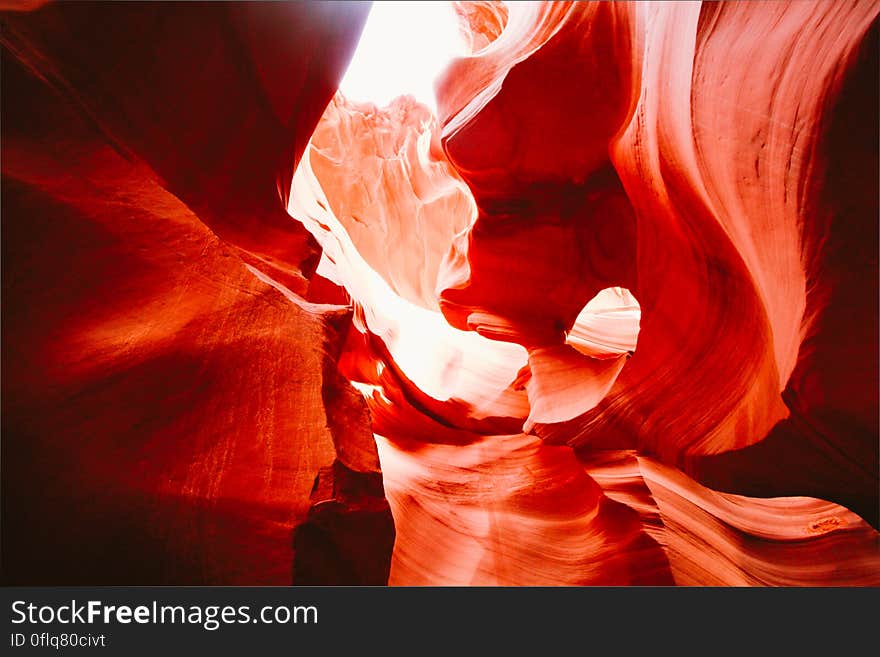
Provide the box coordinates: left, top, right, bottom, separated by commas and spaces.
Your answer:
306, 94, 473, 311
3, 0, 878, 586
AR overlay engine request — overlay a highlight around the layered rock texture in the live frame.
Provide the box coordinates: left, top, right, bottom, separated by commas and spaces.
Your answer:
3, 1, 878, 585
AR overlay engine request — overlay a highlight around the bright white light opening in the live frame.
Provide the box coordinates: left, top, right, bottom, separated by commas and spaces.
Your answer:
339, 1, 468, 111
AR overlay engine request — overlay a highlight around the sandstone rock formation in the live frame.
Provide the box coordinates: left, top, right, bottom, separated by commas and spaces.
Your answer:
3, 0, 878, 585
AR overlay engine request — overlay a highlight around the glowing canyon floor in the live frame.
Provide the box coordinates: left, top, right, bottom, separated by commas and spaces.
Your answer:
1, 0, 878, 585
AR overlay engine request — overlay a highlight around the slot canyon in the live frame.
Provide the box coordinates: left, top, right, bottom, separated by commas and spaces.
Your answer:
2, 0, 878, 585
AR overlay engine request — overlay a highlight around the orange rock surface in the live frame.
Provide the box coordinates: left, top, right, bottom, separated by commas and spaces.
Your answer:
3, 1, 878, 585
